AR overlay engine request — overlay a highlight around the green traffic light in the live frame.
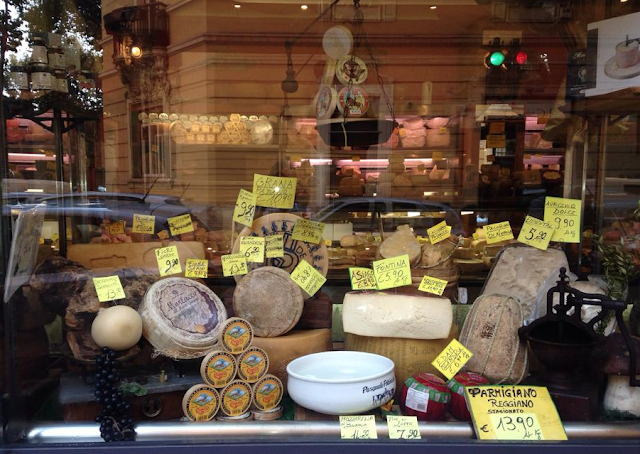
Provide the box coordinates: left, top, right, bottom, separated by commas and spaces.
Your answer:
489, 51, 505, 66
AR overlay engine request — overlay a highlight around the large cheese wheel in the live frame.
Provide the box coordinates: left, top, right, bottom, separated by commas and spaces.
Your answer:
251, 329, 332, 390
233, 267, 303, 337
139, 278, 227, 359
342, 292, 453, 340
345, 324, 458, 398
459, 294, 528, 384
379, 225, 421, 264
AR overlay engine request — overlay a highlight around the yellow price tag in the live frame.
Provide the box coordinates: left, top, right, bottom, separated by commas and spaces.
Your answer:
339, 415, 377, 440
157, 230, 169, 240
108, 221, 126, 235
465, 386, 567, 441
233, 189, 257, 228
184, 258, 208, 279
427, 221, 451, 245
431, 339, 473, 380
221, 253, 248, 277
417, 236, 430, 245
324, 239, 332, 246
373, 236, 382, 243
372, 254, 412, 290
432, 151, 443, 161
240, 236, 265, 263
52, 233, 59, 242
132, 214, 155, 234
291, 219, 325, 244
349, 267, 377, 290
266, 234, 284, 258
418, 275, 448, 295
92, 276, 126, 302
253, 174, 297, 209
489, 122, 505, 134
484, 221, 514, 245
290, 260, 327, 297
543, 197, 582, 243
386, 415, 421, 440
518, 216, 554, 251
155, 245, 182, 277
168, 214, 194, 236
472, 232, 479, 240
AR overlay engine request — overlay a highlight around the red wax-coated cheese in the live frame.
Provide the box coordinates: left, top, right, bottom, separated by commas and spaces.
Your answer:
400, 373, 450, 421
446, 372, 490, 421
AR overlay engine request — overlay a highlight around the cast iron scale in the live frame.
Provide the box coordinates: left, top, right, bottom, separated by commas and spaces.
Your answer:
519, 268, 638, 420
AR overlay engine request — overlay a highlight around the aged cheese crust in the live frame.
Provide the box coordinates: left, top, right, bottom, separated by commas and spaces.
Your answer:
342, 292, 453, 340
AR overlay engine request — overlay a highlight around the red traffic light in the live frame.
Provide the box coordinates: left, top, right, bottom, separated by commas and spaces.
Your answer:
515, 51, 528, 65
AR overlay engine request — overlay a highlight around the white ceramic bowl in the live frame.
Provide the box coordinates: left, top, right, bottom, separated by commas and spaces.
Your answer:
287, 351, 395, 415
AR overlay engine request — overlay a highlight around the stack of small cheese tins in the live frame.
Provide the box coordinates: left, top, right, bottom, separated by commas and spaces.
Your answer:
182, 318, 284, 422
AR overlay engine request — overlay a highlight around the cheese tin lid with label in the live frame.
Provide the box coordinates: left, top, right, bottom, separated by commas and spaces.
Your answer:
216, 411, 254, 421
336, 55, 368, 85
315, 86, 338, 120
219, 317, 253, 354
182, 384, 220, 421
237, 346, 269, 383
201, 350, 238, 388
252, 405, 283, 421
220, 380, 253, 417
337, 86, 370, 118
322, 25, 353, 60
251, 374, 283, 411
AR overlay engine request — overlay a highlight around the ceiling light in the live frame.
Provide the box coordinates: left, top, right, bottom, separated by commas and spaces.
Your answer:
620, 0, 629, 2
301, 4, 308, 10
234, 3, 241, 8
430, 5, 437, 9
130, 45, 142, 58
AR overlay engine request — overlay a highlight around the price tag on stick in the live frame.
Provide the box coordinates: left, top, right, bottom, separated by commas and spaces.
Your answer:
427, 221, 451, 245
372, 254, 412, 290
339, 415, 378, 440
544, 197, 582, 243
418, 276, 448, 296
349, 267, 377, 290
108, 221, 126, 235
265, 234, 284, 258
239, 236, 265, 263
155, 246, 182, 277
465, 385, 567, 441
185, 258, 208, 279
431, 339, 473, 380
132, 214, 155, 234
168, 214, 194, 236
484, 221, 514, 245
221, 253, 248, 277
93, 276, 126, 302
233, 189, 257, 228
517, 216, 554, 250
291, 219, 325, 244
290, 260, 327, 297
387, 415, 421, 440
253, 174, 297, 209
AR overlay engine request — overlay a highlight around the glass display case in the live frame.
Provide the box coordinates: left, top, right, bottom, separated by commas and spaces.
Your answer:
1, 0, 639, 452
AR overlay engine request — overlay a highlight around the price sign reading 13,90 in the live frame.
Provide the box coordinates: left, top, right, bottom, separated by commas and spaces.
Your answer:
490, 414, 543, 441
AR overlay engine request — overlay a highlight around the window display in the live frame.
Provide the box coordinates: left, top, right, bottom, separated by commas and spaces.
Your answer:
1, 0, 639, 451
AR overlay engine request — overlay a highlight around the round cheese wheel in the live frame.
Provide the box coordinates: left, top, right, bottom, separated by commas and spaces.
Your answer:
237, 346, 269, 383
400, 373, 451, 421
91, 306, 142, 351
233, 267, 303, 337
200, 350, 237, 388
322, 25, 353, 59
337, 86, 370, 117
251, 329, 332, 391
182, 384, 220, 421
219, 380, 253, 417
315, 86, 338, 120
252, 374, 283, 411
219, 317, 253, 354
336, 55, 368, 85
139, 278, 227, 359
446, 372, 490, 421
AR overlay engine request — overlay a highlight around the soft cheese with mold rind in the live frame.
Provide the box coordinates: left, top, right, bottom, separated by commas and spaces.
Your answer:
342, 292, 452, 340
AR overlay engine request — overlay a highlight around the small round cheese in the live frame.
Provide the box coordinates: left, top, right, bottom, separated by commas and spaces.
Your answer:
91, 306, 142, 351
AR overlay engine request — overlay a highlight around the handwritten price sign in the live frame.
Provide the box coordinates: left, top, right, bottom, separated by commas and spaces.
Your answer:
349, 267, 377, 290
291, 219, 325, 244
386, 416, 421, 440
372, 254, 412, 290
518, 216, 554, 251
418, 275, 448, 296
465, 385, 567, 441
233, 189, 257, 228
168, 214, 194, 236
484, 221, 514, 245
155, 245, 182, 277
544, 197, 582, 243
185, 258, 208, 279
427, 221, 451, 245
132, 214, 155, 234
431, 339, 473, 380
93, 276, 126, 302
108, 221, 126, 235
253, 174, 297, 209
239, 236, 265, 263
339, 415, 377, 440
290, 260, 326, 297
221, 253, 248, 277
265, 234, 284, 258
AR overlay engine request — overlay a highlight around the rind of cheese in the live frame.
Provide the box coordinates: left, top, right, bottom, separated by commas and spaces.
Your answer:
342, 292, 453, 340
379, 225, 421, 263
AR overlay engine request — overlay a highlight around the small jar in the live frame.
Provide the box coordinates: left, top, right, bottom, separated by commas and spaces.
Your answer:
53, 69, 68, 94
29, 64, 53, 97
48, 47, 66, 70
7, 65, 29, 97
28, 35, 48, 64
